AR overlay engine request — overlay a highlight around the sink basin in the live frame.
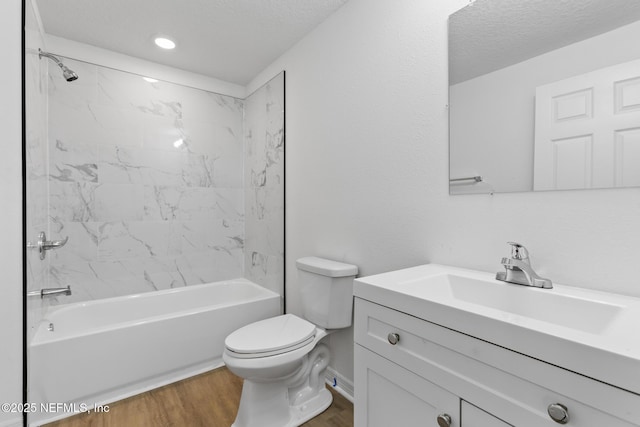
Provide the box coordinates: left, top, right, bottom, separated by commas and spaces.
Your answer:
354, 264, 640, 394
402, 273, 623, 334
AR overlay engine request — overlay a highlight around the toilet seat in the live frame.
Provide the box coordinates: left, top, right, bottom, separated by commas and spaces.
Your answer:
225, 314, 316, 359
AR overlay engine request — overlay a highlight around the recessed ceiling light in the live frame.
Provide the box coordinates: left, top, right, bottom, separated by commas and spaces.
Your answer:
154, 37, 176, 50
143, 77, 159, 83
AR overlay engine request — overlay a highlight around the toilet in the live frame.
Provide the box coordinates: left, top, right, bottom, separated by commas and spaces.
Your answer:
223, 257, 358, 427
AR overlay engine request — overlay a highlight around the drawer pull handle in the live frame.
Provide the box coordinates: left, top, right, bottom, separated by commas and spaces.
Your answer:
436, 413, 452, 427
547, 403, 569, 424
387, 333, 400, 345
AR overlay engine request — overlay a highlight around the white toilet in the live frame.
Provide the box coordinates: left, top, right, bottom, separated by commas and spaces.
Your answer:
223, 257, 358, 427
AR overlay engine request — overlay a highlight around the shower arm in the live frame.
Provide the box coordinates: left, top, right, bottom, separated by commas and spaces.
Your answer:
38, 49, 63, 67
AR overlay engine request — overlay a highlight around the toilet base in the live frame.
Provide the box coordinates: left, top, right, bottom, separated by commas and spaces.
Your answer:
289, 387, 333, 426
230, 381, 332, 427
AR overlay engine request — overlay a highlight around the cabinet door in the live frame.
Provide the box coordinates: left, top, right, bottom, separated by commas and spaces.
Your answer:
355, 345, 459, 427
461, 401, 512, 427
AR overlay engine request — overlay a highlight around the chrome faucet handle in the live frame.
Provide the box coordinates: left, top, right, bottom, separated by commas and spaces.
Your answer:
27, 232, 69, 260
42, 235, 69, 250
498, 242, 553, 289
507, 241, 529, 263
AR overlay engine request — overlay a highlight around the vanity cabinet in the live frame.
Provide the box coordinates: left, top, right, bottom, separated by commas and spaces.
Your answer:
355, 345, 510, 427
354, 297, 640, 427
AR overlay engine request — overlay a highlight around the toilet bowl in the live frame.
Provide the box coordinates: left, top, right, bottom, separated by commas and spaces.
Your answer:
223, 315, 332, 427
223, 257, 358, 427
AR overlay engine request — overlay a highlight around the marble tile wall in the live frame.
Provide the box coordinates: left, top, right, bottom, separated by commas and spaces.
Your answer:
244, 73, 285, 298
46, 58, 247, 303
25, 0, 50, 337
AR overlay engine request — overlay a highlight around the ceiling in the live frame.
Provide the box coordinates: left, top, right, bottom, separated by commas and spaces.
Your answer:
35, 0, 349, 85
449, 0, 640, 84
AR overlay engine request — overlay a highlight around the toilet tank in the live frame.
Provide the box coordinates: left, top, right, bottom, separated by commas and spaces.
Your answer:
296, 257, 358, 329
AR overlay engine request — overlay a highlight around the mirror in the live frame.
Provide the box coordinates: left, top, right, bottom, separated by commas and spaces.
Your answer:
449, 0, 640, 194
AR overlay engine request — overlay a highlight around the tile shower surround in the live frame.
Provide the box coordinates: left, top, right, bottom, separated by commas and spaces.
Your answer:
25, 4, 50, 340
244, 76, 285, 295
39, 58, 284, 304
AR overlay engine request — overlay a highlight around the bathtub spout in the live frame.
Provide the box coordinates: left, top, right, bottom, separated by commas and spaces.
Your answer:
28, 286, 72, 298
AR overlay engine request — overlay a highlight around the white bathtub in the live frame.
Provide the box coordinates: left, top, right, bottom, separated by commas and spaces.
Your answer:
29, 278, 280, 426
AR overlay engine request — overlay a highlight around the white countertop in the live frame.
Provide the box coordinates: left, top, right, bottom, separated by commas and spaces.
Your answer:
354, 263, 640, 395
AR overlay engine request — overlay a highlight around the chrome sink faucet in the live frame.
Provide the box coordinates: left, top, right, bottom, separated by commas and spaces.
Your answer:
496, 242, 553, 289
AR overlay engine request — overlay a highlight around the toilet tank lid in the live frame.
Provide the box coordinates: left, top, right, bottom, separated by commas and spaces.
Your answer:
296, 257, 358, 278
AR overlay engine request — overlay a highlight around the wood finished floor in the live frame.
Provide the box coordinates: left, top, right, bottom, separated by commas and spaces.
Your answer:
42, 367, 353, 427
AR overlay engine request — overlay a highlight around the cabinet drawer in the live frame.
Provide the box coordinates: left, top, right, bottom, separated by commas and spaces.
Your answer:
354, 297, 640, 426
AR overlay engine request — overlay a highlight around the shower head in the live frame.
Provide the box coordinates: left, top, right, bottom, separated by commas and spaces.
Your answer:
38, 49, 79, 82
61, 66, 79, 82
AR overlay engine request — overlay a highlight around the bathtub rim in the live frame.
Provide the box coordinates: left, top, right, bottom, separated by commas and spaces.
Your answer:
31, 278, 280, 346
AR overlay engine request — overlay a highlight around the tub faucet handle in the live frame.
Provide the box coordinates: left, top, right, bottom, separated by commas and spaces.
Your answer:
27, 232, 69, 260
43, 235, 69, 250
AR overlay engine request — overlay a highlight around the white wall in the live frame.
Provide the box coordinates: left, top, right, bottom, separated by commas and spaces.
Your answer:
0, 0, 25, 425
250, 0, 640, 387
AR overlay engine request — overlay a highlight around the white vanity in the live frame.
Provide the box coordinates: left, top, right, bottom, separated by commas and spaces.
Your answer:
353, 264, 640, 426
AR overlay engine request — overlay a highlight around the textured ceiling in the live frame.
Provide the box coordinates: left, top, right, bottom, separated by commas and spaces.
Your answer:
35, 0, 349, 85
450, 0, 640, 84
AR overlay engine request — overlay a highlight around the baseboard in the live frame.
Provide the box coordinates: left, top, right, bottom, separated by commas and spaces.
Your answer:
324, 366, 354, 403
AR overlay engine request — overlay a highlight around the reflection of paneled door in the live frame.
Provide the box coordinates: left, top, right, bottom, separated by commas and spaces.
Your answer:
534, 59, 640, 191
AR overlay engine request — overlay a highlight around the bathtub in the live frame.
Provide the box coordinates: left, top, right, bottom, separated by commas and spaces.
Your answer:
29, 278, 280, 426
